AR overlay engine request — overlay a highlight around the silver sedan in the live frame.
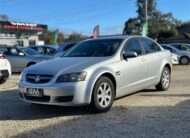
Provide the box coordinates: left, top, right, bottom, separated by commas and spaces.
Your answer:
19, 36, 172, 112
3, 47, 50, 72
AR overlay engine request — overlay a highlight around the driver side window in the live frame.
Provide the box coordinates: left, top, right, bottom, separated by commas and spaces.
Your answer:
124, 38, 143, 56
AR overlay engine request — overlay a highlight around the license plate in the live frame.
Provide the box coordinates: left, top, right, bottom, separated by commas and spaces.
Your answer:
26, 88, 43, 97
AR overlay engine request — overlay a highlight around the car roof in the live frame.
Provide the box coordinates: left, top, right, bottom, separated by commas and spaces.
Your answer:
30, 45, 58, 49
162, 44, 179, 50
97, 35, 153, 40
97, 35, 128, 39
170, 43, 190, 45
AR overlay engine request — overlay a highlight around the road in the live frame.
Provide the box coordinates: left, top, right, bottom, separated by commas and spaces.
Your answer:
0, 66, 190, 138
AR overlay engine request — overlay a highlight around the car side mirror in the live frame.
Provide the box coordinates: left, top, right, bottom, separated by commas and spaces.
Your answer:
123, 51, 138, 60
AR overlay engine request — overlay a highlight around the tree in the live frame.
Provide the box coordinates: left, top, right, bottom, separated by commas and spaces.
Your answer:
39, 31, 52, 44
148, 12, 179, 39
57, 32, 64, 44
123, 18, 141, 35
137, 0, 156, 23
123, 0, 180, 40
123, 0, 157, 35
66, 33, 86, 42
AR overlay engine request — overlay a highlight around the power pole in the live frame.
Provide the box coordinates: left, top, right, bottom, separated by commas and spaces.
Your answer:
142, 0, 148, 36
145, 0, 148, 22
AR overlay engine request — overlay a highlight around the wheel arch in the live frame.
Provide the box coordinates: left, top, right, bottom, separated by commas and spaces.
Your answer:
158, 61, 172, 82
86, 70, 117, 104
164, 63, 172, 73
26, 62, 36, 67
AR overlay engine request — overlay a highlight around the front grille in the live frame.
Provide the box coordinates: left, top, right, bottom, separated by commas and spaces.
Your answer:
24, 94, 50, 102
55, 96, 73, 103
26, 74, 53, 84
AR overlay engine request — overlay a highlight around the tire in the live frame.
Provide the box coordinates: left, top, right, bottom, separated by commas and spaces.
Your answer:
90, 76, 115, 113
180, 56, 190, 65
156, 66, 171, 91
0, 77, 7, 84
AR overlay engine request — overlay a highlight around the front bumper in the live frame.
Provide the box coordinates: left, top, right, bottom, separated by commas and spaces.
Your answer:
18, 81, 89, 106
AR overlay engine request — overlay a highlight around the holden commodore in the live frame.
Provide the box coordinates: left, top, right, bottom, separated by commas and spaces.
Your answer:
18, 36, 172, 112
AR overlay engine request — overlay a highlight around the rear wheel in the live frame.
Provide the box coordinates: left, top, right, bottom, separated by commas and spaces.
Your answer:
156, 66, 171, 91
90, 77, 115, 113
180, 56, 190, 65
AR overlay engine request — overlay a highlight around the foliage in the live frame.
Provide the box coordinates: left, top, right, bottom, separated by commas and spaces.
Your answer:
39, 31, 52, 44
123, 0, 180, 40
137, 0, 156, 23
57, 32, 64, 45
123, 18, 141, 35
65, 33, 86, 42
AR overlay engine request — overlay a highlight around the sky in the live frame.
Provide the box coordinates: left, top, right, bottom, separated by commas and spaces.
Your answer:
0, 0, 190, 35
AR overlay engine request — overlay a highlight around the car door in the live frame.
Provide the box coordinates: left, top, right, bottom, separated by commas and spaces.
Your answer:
5, 48, 28, 72
118, 38, 148, 96
139, 38, 163, 83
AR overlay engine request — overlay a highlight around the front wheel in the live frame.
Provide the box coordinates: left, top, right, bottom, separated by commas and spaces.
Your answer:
90, 77, 115, 113
156, 67, 171, 91
0, 77, 7, 84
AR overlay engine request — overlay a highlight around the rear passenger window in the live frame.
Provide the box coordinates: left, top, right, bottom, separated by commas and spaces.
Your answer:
141, 38, 161, 54
124, 38, 143, 56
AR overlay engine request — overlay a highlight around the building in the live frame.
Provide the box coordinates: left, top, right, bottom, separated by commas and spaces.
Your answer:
0, 16, 48, 47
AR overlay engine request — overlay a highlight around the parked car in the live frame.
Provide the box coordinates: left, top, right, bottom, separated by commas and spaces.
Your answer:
0, 53, 11, 84
18, 36, 172, 112
1, 47, 50, 72
29, 45, 58, 56
170, 43, 190, 52
162, 44, 190, 65
161, 44, 179, 64
55, 42, 77, 57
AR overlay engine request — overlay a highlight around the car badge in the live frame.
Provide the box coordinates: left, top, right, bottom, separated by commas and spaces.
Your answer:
35, 76, 40, 82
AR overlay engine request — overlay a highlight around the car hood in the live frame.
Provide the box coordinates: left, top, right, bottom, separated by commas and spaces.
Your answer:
26, 57, 109, 75
30, 54, 51, 58
27, 54, 52, 61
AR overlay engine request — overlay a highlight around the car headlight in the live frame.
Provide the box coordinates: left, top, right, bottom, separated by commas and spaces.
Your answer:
56, 72, 87, 83
18, 71, 25, 83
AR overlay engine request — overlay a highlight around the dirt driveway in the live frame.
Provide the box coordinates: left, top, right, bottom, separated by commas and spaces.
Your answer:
0, 66, 190, 138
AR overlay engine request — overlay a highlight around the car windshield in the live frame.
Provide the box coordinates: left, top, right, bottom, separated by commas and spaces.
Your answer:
63, 39, 123, 57
21, 48, 40, 55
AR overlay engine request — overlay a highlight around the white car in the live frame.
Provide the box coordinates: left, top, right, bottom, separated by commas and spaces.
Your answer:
162, 44, 190, 65
0, 53, 11, 84
171, 53, 179, 64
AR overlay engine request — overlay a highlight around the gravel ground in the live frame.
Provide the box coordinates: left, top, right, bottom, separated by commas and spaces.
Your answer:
0, 66, 190, 138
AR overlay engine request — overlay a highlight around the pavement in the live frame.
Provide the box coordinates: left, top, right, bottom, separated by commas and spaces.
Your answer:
0, 65, 190, 138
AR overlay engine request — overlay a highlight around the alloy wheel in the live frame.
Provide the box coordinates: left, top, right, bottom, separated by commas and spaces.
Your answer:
181, 57, 189, 65
161, 68, 170, 89
97, 82, 112, 108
